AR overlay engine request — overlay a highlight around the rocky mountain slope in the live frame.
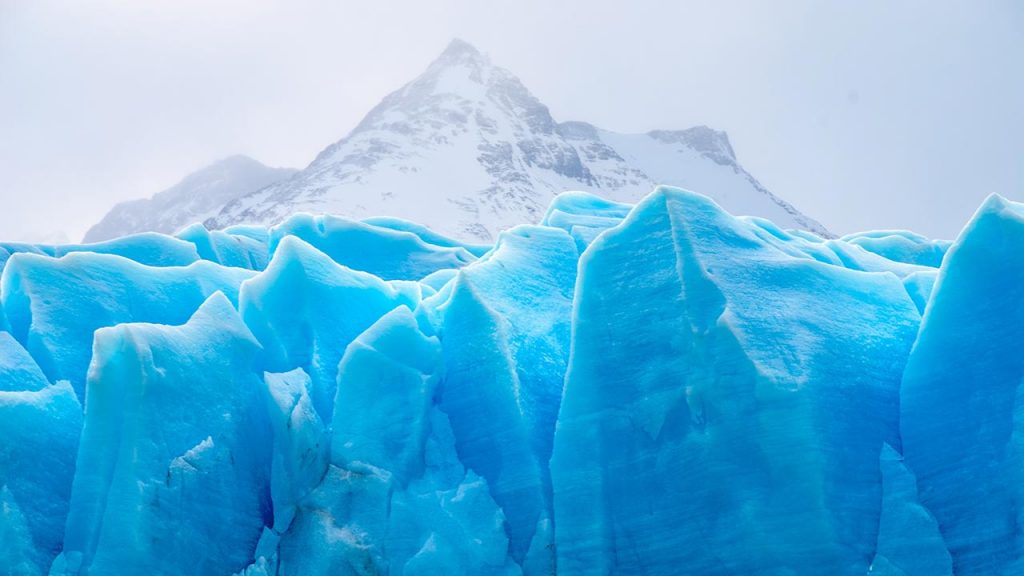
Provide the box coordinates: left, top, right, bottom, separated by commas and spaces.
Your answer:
91, 39, 829, 242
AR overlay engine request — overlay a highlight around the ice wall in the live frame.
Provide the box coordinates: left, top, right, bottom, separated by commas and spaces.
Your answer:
0, 189, 1017, 575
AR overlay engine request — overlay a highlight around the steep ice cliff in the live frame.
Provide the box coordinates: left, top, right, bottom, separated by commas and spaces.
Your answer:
2, 187, 1019, 575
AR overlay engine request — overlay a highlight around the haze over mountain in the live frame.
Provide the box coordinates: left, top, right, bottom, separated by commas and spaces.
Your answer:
90, 40, 829, 242
84, 156, 296, 242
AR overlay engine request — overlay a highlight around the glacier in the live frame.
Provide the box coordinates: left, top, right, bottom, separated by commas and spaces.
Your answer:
0, 186, 1019, 575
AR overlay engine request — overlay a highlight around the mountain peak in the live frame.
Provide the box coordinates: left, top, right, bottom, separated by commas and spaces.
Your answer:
437, 38, 486, 63
92, 41, 831, 242
417, 37, 496, 94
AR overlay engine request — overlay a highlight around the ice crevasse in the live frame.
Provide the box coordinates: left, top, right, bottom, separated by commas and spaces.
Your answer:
0, 186, 1018, 575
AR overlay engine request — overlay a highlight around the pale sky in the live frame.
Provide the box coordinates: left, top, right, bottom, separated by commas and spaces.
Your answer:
1, 0, 1021, 242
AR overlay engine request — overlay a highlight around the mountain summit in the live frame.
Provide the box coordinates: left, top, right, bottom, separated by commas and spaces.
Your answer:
93, 40, 829, 241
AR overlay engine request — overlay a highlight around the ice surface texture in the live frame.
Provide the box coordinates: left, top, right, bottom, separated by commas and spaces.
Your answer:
0, 187, 1015, 575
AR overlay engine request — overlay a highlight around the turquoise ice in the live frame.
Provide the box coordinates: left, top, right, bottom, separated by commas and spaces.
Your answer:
0, 189, 1019, 574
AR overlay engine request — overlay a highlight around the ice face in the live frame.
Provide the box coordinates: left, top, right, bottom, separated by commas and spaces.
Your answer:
268, 214, 480, 280
0, 252, 254, 399
52, 293, 272, 575
262, 367, 327, 537
175, 223, 270, 270
0, 187, 1019, 575
867, 444, 952, 575
540, 190, 633, 251
842, 230, 952, 268
899, 195, 1024, 576
419, 224, 578, 569
238, 236, 424, 423
550, 188, 922, 574
0, 381, 81, 574
0, 332, 48, 392
0, 332, 81, 575
260, 305, 517, 575
0, 232, 201, 278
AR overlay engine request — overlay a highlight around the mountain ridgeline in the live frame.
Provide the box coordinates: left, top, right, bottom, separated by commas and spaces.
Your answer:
84, 156, 296, 243
87, 39, 829, 242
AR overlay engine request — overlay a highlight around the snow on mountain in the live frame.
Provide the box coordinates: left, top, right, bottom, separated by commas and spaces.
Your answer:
84, 156, 296, 242
204, 39, 829, 241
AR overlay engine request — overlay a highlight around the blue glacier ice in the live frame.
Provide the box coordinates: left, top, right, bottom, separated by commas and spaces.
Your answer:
425, 224, 578, 572
550, 189, 921, 574
0, 191, 1018, 575
540, 191, 632, 250
176, 223, 270, 270
867, 444, 952, 575
842, 230, 952, 268
238, 236, 424, 422
0, 232, 201, 275
51, 293, 272, 575
0, 368, 80, 574
899, 195, 1024, 576
361, 216, 492, 258
0, 252, 254, 399
268, 214, 478, 281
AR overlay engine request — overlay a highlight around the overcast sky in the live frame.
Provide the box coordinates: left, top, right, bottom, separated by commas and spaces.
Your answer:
1, 0, 1021, 242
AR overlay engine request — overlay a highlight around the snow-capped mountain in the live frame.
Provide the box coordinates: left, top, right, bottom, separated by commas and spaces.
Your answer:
84, 156, 296, 242
204, 39, 828, 240
90, 39, 828, 243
